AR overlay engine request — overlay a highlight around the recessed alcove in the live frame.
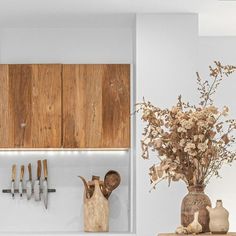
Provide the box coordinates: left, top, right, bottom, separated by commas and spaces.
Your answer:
0, 150, 134, 234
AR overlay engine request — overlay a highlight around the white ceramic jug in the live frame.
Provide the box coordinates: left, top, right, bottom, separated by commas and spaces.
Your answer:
206, 200, 229, 234
187, 211, 203, 234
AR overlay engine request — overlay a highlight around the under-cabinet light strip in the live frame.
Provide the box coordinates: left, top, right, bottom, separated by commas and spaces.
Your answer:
0, 150, 128, 155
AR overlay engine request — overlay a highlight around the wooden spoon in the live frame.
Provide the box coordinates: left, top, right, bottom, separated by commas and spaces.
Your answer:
104, 170, 121, 199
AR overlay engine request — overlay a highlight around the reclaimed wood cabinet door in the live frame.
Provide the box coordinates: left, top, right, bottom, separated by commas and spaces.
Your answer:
63, 64, 130, 148
0, 64, 62, 148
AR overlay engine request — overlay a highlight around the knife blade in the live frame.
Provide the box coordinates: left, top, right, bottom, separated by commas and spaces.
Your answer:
34, 160, 41, 201
26, 163, 32, 200
19, 165, 24, 198
11, 164, 16, 199
43, 159, 48, 209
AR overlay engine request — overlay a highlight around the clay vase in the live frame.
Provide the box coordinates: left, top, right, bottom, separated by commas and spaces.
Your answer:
181, 185, 211, 233
206, 200, 229, 234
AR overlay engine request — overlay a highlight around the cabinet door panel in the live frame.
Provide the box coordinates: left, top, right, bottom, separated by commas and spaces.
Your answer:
0, 65, 13, 147
9, 65, 33, 147
31, 64, 62, 148
0, 64, 62, 148
102, 64, 130, 148
63, 65, 102, 148
63, 64, 130, 148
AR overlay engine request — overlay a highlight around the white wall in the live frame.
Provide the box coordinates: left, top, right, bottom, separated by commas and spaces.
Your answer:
2, 13, 236, 236
0, 29, 2, 60
0, 151, 130, 233
198, 36, 236, 230
135, 14, 198, 236
135, 20, 236, 236
0, 27, 133, 64
0, 17, 134, 234
198, 37, 236, 121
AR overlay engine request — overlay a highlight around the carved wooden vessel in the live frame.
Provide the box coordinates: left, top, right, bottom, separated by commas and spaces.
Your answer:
84, 179, 109, 232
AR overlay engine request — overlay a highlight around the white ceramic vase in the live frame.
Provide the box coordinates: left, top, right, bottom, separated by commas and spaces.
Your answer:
206, 200, 229, 234
187, 211, 203, 234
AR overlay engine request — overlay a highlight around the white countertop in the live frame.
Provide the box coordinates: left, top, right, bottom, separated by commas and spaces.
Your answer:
0, 233, 136, 236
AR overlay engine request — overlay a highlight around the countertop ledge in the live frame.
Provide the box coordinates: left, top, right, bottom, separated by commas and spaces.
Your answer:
158, 233, 236, 236
0, 233, 136, 236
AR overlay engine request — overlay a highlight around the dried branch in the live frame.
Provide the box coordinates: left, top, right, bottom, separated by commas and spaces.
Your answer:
137, 61, 236, 188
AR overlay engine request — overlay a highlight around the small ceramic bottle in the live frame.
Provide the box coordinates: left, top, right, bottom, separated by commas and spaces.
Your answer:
187, 211, 203, 234
206, 200, 229, 234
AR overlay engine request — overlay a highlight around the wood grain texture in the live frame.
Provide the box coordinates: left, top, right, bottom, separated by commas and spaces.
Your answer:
62, 64, 130, 148
158, 233, 236, 236
0, 64, 61, 148
0, 64, 129, 148
102, 64, 130, 148
9, 64, 32, 147
0, 65, 13, 147
63, 65, 102, 148
31, 64, 61, 148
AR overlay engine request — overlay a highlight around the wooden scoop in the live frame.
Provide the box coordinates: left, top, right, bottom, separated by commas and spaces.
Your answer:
104, 170, 121, 199
78, 176, 92, 199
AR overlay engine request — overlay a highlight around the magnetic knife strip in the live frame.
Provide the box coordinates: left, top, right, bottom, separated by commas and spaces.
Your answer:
2, 160, 56, 210
2, 189, 56, 193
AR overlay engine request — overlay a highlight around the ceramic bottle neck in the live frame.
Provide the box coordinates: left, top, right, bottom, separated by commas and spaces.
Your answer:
216, 200, 223, 207
194, 211, 199, 221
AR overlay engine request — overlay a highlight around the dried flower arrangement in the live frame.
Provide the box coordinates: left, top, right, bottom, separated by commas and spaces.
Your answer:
137, 62, 236, 189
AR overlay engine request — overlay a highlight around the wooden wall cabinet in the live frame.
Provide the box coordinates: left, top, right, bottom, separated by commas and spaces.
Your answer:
0, 64, 130, 149
0, 64, 62, 148
63, 64, 130, 148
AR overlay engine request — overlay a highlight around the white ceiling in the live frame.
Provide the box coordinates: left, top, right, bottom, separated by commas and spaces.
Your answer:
0, 0, 236, 35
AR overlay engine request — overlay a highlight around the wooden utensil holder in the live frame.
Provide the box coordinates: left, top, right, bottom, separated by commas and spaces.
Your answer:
84, 179, 109, 232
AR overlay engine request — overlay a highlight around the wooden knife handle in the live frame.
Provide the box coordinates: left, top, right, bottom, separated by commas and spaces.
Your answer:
20, 165, 24, 181
37, 160, 41, 179
43, 159, 48, 179
12, 164, 16, 181
28, 163, 32, 181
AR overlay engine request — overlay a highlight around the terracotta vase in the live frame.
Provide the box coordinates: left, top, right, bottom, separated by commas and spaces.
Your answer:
206, 200, 229, 234
181, 185, 211, 233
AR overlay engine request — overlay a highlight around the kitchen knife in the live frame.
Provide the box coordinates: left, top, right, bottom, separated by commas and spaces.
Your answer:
43, 159, 48, 209
34, 160, 41, 201
11, 164, 16, 199
19, 165, 25, 198
26, 163, 32, 200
